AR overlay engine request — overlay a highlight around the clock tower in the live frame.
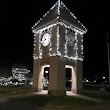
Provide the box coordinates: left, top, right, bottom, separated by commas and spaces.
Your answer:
32, 0, 87, 96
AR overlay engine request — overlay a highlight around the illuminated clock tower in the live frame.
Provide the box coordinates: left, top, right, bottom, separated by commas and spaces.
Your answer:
32, 0, 87, 96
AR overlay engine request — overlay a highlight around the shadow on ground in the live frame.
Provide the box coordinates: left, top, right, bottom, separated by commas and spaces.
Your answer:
0, 97, 40, 110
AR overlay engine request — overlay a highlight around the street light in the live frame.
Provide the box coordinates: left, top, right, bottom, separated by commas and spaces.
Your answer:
103, 77, 105, 79
45, 71, 48, 74
45, 70, 49, 85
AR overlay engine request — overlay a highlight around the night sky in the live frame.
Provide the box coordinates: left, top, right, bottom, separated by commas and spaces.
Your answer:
0, 0, 110, 82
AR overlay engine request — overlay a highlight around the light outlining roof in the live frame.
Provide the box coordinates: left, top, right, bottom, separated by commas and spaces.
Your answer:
32, 0, 87, 61
32, 0, 87, 34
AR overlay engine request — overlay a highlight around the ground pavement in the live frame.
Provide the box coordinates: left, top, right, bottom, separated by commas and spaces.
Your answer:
0, 90, 110, 110
42, 101, 110, 110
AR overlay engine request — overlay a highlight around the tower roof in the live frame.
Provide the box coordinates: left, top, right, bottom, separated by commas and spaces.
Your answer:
32, 0, 87, 33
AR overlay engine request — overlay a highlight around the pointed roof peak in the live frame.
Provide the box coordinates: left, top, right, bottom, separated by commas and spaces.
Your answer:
32, 0, 87, 33
51, 0, 74, 17
50, 0, 65, 15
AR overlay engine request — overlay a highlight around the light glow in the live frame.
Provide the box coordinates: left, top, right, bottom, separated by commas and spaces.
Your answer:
32, 0, 87, 61
33, 22, 84, 61
12, 68, 30, 81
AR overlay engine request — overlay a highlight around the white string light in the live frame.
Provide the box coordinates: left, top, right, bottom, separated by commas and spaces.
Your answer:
33, 21, 85, 61
32, 0, 87, 61
32, 0, 87, 33
12, 68, 30, 81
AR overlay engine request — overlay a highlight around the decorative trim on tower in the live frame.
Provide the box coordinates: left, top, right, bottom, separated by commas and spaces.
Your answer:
32, 0, 87, 33
32, 0, 87, 61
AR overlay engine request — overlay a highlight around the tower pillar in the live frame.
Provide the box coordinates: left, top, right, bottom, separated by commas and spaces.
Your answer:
32, 59, 43, 92
48, 56, 66, 96
71, 60, 83, 93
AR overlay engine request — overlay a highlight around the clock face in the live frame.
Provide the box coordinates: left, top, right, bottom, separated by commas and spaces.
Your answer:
66, 34, 75, 46
41, 33, 51, 47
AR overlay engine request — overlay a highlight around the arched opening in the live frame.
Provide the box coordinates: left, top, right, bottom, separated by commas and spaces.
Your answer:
43, 67, 49, 90
37, 64, 76, 94
37, 65, 50, 92
65, 65, 76, 92
66, 68, 72, 91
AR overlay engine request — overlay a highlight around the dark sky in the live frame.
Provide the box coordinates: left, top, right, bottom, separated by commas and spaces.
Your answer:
0, 0, 110, 81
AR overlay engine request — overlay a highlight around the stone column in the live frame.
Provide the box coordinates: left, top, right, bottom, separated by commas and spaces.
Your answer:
71, 60, 83, 94
48, 56, 66, 96
32, 59, 43, 92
